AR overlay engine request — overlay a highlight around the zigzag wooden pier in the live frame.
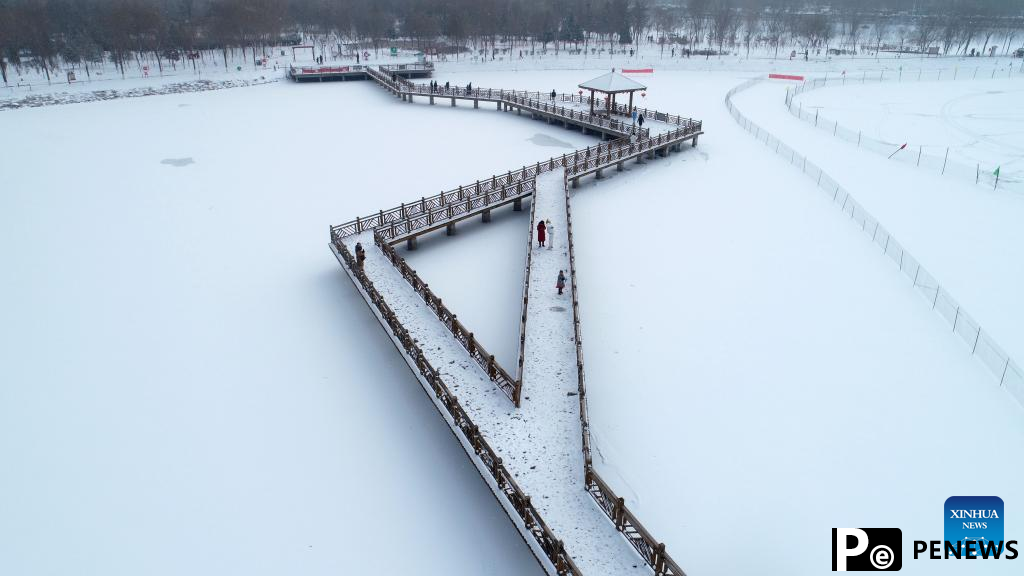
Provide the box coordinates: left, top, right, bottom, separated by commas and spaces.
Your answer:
318, 62, 700, 576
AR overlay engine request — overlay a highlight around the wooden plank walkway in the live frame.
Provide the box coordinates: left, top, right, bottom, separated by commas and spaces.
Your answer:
338, 227, 645, 574
328, 64, 698, 576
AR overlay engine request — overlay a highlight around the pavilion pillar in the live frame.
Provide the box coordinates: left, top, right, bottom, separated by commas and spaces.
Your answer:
629, 91, 634, 116
589, 90, 594, 115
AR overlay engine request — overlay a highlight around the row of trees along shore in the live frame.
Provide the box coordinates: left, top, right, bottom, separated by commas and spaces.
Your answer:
2, 0, 1023, 84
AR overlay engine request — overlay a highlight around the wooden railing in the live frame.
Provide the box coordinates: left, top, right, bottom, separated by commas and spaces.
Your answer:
560, 172, 592, 471
517, 177, 540, 384
403, 81, 649, 137
379, 62, 435, 73
336, 69, 697, 576
329, 124, 700, 244
333, 239, 579, 574
372, 232, 522, 406
586, 471, 686, 576
560, 170, 687, 576
376, 178, 537, 243
330, 166, 542, 240
562, 94, 700, 130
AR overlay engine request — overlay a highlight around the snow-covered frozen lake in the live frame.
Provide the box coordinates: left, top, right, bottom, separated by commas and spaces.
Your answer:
0, 80, 564, 576
3, 58, 1023, 576
794, 77, 1024, 173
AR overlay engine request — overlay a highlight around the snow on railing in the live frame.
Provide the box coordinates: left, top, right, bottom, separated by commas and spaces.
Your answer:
517, 178, 540, 386
332, 68, 704, 575
333, 240, 580, 575
371, 230, 522, 406
561, 169, 688, 576
727, 78, 1024, 410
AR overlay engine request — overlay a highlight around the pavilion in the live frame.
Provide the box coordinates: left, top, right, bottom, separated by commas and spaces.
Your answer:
578, 70, 647, 117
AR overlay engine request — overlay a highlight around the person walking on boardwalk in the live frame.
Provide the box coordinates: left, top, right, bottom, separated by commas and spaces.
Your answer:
545, 219, 554, 250
537, 219, 546, 247
445, 81, 449, 92
354, 242, 366, 268
556, 270, 566, 295
550, 89, 556, 101
638, 113, 645, 129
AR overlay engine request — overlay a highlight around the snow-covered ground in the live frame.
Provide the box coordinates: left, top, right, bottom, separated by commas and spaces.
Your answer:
422, 67, 1024, 575
573, 70, 1024, 576
0, 79, 569, 576
5, 53, 1024, 576
339, 168, 649, 572
736, 79, 1024, 388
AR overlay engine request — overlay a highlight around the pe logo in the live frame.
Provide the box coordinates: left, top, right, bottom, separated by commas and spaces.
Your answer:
833, 528, 902, 571
945, 496, 1004, 558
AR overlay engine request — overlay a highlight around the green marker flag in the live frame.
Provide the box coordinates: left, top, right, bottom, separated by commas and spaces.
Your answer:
994, 166, 1001, 177
994, 166, 1001, 190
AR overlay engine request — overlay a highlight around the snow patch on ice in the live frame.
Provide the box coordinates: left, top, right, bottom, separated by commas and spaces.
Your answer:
160, 157, 195, 167
526, 133, 574, 148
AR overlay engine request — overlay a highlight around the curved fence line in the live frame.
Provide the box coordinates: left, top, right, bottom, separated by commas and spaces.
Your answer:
333, 240, 580, 575
783, 67, 1023, 191
727, 78, 1024, 409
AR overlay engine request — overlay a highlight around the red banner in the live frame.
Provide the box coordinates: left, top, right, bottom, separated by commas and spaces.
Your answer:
621, 68, 654, 74
768, 73, 805, 81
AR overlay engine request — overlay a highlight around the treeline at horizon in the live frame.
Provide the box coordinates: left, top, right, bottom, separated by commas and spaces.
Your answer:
2, 0, 1023, 82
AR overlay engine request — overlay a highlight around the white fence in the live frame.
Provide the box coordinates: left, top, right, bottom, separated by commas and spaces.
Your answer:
727, 78, 1024, 410
784, 66, 1023, 192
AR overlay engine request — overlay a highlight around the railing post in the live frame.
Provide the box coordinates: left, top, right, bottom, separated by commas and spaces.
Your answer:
614, 497, 625, 530
487, 355, 496, 379
493, 456, 503, 486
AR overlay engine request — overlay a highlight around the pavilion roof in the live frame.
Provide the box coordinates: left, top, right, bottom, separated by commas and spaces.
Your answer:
578, 71, 646, 93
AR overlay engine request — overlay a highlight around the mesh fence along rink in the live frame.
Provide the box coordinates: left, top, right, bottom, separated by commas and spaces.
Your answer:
726, 78, 1024, 410
783, 66, 1024, 192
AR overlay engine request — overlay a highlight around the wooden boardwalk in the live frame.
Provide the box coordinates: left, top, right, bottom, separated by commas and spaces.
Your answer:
327, 65, 696, 576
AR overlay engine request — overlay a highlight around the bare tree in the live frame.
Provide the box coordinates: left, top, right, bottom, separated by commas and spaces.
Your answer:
741, 3, 761, 58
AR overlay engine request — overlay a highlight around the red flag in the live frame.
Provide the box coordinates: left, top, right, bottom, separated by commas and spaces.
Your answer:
888, 143, 908, 159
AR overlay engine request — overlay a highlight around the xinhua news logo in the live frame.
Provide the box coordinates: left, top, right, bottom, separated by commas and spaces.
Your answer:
832, 528, 902, 571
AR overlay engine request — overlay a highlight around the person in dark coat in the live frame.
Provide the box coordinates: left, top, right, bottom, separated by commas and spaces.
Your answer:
354, 242, 366, 268
638, 113, 645, 128
551, 89, 556, 100
537, 220, 546, 247
445, 81, 450, 91
556, 270, 566, 295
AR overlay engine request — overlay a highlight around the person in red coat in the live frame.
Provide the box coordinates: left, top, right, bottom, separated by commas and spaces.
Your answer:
537, 220, 546, 247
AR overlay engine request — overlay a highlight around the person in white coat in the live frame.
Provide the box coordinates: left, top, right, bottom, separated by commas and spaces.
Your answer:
546, 219, 555, 249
